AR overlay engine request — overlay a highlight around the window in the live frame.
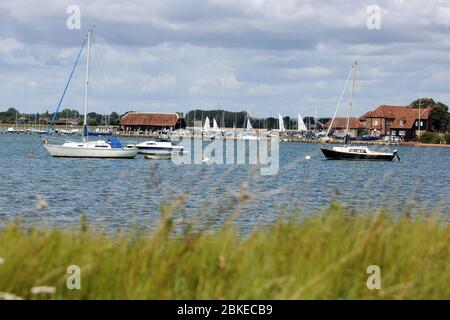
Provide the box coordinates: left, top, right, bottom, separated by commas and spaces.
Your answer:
399, 131, 406, 136
386, 120, 393, 125
399, 120, 406, 126
350, 149, 367, 154
392, 130, 396, 136
373, 120, 379, 126
421, 121, 424, 126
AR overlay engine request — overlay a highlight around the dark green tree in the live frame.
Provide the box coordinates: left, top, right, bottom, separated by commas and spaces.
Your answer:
109, 112, 120, 125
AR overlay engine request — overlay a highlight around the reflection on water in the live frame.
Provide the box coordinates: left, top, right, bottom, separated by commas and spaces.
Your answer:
0, 134, 449, 230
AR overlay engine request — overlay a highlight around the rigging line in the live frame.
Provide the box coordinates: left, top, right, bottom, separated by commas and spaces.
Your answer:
47, 38, 87, 134
91, 35, 119, 117
345, 60, 357, 140
325, 64, 353, 138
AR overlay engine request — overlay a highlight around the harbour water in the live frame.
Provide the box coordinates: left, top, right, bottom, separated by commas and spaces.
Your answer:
0, 134, 449, 231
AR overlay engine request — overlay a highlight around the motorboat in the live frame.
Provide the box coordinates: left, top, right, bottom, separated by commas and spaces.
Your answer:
128, 140, 184, 155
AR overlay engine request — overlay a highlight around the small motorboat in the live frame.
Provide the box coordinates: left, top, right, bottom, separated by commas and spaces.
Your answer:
128, 140, 184, 155
321, 145, 399, 161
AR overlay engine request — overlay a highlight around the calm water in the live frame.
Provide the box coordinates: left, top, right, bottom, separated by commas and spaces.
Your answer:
0, 134, 449, 230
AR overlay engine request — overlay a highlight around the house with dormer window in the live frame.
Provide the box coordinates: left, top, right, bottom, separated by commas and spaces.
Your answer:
359, 105, 432, 140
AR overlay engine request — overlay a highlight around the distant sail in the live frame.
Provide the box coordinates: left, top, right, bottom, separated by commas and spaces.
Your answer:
246, 118, 253, 131
278, 113, 286, 132
204, 116, 211, 132
298, 113, 307, 131
213, 118, 219, 131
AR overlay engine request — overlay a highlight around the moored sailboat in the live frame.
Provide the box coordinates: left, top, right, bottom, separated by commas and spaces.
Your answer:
42, 28, 137, 159
320, 61, 399, 161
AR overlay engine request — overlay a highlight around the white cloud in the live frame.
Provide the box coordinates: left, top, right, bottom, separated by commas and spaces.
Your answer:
141, 74, 177, 93
0, 37, 23, 55
1, 0, 450, 117
284, 66, 333, 79
190, 72, 243, 94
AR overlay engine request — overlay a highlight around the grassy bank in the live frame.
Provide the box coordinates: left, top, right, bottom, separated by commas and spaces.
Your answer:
0, 204, 449, 300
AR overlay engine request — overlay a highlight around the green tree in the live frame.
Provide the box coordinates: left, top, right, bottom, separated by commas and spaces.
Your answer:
110, 112, 120, 125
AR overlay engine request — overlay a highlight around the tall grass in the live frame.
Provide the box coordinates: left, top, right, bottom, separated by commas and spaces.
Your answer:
0, 203, 449, 300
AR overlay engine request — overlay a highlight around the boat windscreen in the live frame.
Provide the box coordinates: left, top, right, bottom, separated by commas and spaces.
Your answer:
107, 138, 123, 149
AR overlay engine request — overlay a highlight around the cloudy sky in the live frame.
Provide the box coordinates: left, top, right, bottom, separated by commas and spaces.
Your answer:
1, 0, 450, 117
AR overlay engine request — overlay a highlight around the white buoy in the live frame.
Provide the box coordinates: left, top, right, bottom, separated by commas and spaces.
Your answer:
305, 155, 311, 160
202, 157, 210, 163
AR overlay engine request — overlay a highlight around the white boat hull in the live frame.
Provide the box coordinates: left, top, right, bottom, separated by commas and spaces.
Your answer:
43, 143, 137, 158
130, 141, 184, 155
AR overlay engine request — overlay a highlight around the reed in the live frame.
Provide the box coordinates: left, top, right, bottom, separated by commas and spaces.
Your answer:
0, 203, 449, 300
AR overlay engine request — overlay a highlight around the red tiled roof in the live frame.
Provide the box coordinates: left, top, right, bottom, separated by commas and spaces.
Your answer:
359, 105, 432, 129
120, 112, 182, 126
324, 117, 367, 129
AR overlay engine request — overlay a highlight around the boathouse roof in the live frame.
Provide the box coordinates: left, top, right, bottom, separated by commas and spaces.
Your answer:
120, 112, 184, 127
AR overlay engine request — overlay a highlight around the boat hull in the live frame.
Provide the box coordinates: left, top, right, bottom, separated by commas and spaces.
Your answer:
43, 144, 137, 158
136, 147, 182, 155
321, 148, 396, 161
145, 154, 172, 160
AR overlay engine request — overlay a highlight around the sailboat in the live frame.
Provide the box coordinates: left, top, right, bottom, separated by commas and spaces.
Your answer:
240, 117, 258, 140
203, 116, 211, 133
297, 114, 307, 132
278, 113, 289, 141
278, 113, 286, 132
320, 61, 399, 161
43, 28, 137, 159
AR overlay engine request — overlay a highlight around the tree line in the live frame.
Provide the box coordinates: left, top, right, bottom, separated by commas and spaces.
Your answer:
0, 108, 121, 126
2, 98, 449, 131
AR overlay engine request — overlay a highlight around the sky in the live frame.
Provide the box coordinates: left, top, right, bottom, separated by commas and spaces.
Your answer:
1, 0, 450, 118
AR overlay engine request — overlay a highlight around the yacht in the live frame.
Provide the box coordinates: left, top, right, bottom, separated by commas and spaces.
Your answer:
42, 28, 136, 159
44, 138, 137, 158
321, 145, 398, 161
320, 61, 399, 162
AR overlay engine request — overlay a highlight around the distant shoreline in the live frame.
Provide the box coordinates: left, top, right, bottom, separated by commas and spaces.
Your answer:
1, 124, 449, 147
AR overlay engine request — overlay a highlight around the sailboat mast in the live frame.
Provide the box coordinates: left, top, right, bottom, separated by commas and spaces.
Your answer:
345, 60, 357, 140
83, 29, 92, 142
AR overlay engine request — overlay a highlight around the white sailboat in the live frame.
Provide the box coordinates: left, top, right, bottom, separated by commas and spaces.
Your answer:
278, 113, 286, 132
203, 116, 211, 132
43, 28, 137, 159
212, 118, 220, 132
246, 118, 253, 131
240, 116, 258, 140
297, 113, 307, 132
